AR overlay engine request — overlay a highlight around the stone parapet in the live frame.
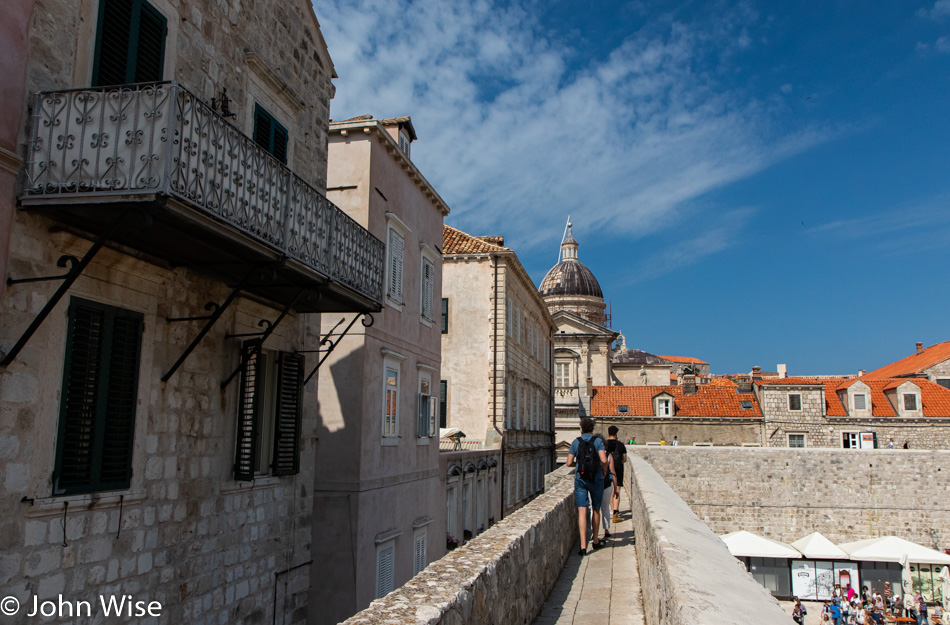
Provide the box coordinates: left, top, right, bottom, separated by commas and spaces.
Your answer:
627, 454, 793, 625
342, 466, 577, 625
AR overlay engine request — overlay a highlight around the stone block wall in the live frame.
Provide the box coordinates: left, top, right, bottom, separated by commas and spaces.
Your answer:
634, 447, 950, 546
341, 466, 577, 625
627, 455, 793, 625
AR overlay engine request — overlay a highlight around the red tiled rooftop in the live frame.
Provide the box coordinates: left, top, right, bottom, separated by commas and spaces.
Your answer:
655, 355, 709, 365
758, 376, 950, 417
590, 385, 760, 418
865, 341, 950, 379
442, 224, 508, 255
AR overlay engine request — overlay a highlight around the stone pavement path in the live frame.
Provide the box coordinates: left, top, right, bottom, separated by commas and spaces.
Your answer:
532, 492, 646, 625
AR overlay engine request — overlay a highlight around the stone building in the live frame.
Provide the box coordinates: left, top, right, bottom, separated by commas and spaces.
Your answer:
312, 115, 448, 624
441, 225, 556, 516
610, 344, 674, 386
0, 1, 386, 624
865, 340, 950, 387
756, 376, 950, 449
588, 375, 763, 446
539, 220, 618, 461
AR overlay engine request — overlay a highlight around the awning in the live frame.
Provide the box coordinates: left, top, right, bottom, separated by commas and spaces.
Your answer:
721, 531, 802, 559
792, 532, 849, 559
838, 536, 950, 565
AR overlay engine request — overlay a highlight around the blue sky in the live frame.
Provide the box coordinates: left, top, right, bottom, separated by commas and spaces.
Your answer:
315, 0, 950, 375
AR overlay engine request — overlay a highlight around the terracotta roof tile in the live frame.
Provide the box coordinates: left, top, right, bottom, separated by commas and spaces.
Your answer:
655, 355, 709, 365
865, 341, 950, 379
758, 376, 950, 417
442, 224, 508, 255
590, 385, 761, 418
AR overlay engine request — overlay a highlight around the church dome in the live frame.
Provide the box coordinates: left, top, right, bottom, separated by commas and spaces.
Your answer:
539, 260, 603, 298
539, 222, 603, 299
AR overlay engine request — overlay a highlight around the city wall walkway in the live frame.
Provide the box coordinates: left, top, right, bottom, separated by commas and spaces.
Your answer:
532, 494, 646, 625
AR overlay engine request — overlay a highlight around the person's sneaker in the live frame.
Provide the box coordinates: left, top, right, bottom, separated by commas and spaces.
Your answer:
578, 548, 586, 556
591, 541, 604, 550
603, 530, 611, 539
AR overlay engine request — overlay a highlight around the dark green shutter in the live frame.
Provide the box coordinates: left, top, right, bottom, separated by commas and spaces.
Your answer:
272, 352, 303, 475
54, 298, 142, 495
439, 381, 447, 429
234, 340, 262, 481
253, 104, 289, 165
441, 298, 449, 334
93, 0, 166, 87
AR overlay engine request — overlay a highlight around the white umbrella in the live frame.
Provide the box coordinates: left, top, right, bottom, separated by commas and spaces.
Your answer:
900, 553, 915, 604
839, 536, 950, 565
792, 532, 849, 559
721, 530, 802, 559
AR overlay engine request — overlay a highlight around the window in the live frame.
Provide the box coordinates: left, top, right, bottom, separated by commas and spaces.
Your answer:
412, 528, 427, 575
507, 299, 513, 338
516, 307, 521, 344
441, 298, 449, 334
398, 132, 411, 157
54, 298, 143, 495
383, 366, 399, 440
903, 393, 917, 411
788, 433, 806, 448
788, 393, 802, 411
417, 373, 437, 438
555, 362, 571, 387
657, 398, 671, 416
387, 228, 405, 304
853, 394, 867, 410
93, 0, 167, 86
375, 541, 395, 598
234, 343, 304, 480
439, 380, 447, 428
842, 432, 859, 449
252, 104, 288, 165
740, 400, 753, 410
420, 256, 435, 322
937, 378, 950, 390
617, 405, 629, 414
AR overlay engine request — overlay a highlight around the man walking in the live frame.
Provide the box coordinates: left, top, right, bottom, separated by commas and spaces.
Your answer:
606, 425, 627, 523
566, 417, 608, 555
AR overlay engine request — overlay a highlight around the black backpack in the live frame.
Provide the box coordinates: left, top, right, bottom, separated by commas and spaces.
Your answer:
575, 437, 600, 481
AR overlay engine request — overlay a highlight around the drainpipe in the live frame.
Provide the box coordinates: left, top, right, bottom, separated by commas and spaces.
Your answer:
490, 253, 506, 519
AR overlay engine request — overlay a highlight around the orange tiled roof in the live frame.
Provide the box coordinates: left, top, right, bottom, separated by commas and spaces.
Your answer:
655, 355, 709, 365
707, 378, 737, 387
442, 224, 508, 255
590, 385, 761, 418
865, 341, 950, 379
758, 376, 950, 417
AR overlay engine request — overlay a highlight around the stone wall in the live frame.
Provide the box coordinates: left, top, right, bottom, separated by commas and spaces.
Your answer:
341, 466, 577, 625
634, 447, 950, 546
626, 454, 793, 625
591, 418, 761, 447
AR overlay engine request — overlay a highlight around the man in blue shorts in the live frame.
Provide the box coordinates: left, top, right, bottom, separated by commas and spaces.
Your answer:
566, 417, 608, 555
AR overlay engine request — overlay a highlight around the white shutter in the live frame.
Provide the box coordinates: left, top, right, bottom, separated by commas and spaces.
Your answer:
413, 530, 427, 575
376, 543, 395, 598
388, 230, 404, 301
428, 395, 437, 438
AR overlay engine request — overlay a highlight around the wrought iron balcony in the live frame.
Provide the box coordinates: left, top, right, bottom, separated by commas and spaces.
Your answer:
20, 82, 384, 312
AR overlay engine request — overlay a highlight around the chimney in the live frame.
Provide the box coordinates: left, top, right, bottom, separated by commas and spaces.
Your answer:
586, 377, 593, 396
777, 364, 787, 379
683, 375, 697, 395
736, 375, 752, 393
751, 366, 762, 380
916, 342, 924, 355
858, 370, 866, 377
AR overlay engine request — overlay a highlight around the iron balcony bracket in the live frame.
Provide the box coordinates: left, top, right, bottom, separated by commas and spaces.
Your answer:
302, 312, 375, 385
1, 208, 150, 368
219, 289, 309, 390
160, 264, 278, 383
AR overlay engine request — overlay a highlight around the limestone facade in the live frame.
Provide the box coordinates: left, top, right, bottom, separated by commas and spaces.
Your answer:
0, 2, 370, 624
635, 447, 950, 548
440, 450, 501, 544
313, 116, 448, 624
441, 226, 556, 515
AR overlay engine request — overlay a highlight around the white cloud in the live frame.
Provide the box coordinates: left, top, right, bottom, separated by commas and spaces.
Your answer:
780, 83, 793, 93
918, 0, 950, 19
315, 0, 830, 254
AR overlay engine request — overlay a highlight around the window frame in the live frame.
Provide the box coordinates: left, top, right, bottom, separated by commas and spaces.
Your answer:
787, 433, 806, 448
381, 350, 406, 445
440, 298, 449, 334
788, 393, 803, 411
375, 540, 396, 599
416, 367, 437, 439
419, 245, 437, 325
412, 527, 427, 576
92, 0, 168, 87
853, 393, 867, 411
385, 213, 411, 309
439, 380, 448, 429
656, 397, 672, 417
53, 298, 144, 496
903, 393, 918, 411
252, 103, 289, 165
555, 361, 572, 387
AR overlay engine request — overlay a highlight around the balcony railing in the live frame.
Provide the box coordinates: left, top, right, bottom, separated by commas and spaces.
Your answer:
22, 82, 384, 307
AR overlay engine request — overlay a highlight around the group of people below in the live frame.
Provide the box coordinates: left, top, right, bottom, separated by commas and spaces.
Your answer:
792, 582, 936, 625
565, 419, 628, 554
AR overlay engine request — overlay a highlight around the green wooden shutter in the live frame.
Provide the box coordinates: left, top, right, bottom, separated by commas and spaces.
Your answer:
54, 299, 142, 495
253, 104, 289, 165
93, 0, 166, 86
441, 298, 449, 334
234, 340, 262, 481
272, 123, 288, 165
439, 380, 447, 428
272, 352, 303, 475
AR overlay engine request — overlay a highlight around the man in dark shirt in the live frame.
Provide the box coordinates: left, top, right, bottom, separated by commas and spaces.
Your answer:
605, 426, 627, 522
